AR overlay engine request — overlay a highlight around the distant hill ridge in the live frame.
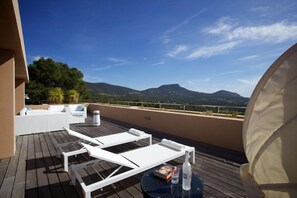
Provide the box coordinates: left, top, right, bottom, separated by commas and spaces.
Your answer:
86, 82, 249, 106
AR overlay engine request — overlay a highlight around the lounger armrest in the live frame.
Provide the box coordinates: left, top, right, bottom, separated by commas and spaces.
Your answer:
128, 128, 145, 136
161, 139, 186, 151
64, 127, 102, 146
81, 143, 138, 168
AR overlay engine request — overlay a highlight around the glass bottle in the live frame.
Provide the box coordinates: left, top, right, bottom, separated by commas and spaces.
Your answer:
182, 151, 192, 190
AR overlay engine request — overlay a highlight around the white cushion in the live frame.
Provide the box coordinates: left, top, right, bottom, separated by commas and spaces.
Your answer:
128, 128, 145, 136
161, 139, 186, 151
49, 105, 65, 112
75, 105, 84, 111
20, 107, 27, 116
69, 104, 83, 111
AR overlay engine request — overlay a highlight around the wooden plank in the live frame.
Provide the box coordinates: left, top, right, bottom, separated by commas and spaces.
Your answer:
193, 157, 245, 190
56, 129, 89, 164
83, 163, 120, 198
5, 136, 22, 178
25, 134, 38, 198
45, 132, 80, 198
193, 153, 244, 186
196, 165, 244, 191
34, 134, 52, 198
174, 156, 246, 197
202, 184, 231, 198
11, 135, 28, 197
39, 134, 65, 198
104, 143, 147, 196
69, 122, 138, 197
0, 177, 15, 198
0, 158, 10, 187
196, 152, 242, 175
56, 130, 86, 166
95, 161, 141, 198
0, 136, 22, 197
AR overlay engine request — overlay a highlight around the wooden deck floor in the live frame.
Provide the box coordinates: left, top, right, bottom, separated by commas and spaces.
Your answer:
0, 116, 247, 198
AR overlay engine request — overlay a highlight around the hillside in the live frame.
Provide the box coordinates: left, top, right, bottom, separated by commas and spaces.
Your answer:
86, 82, 249, 106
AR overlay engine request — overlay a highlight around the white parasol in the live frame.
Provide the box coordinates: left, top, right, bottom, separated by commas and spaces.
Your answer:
241, 43, 297, 197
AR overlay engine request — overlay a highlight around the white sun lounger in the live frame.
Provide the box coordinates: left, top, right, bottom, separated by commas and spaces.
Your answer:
70, 139, 195, 198
56, 127, 152, 172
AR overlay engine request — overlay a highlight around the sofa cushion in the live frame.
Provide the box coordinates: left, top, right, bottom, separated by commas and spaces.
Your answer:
49, 105, 65, 112
75, 105, 84, 111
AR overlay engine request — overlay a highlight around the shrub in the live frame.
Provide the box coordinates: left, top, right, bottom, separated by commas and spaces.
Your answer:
48, 87, 64, 104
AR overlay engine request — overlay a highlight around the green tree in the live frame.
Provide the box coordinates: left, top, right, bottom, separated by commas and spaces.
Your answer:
25, 80, 49, 103
48, 87, 64, 104
26, 57, 89, 103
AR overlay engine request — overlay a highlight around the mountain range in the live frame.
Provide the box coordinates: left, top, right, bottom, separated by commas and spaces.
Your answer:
86, 82, 249, 106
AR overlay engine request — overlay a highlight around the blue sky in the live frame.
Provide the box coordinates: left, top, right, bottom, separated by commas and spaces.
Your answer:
19, 0, 297, 97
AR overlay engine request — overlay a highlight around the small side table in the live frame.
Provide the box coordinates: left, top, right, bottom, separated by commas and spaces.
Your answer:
141, 168, 203, 198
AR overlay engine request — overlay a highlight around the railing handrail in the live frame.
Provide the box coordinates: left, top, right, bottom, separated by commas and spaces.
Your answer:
102, 100, 246, 116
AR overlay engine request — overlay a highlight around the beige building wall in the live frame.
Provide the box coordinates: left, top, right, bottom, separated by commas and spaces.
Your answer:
89, 104, 244, 152
15, 79, 25, 114
0, 51, 16, 158
0, 0, 29, 159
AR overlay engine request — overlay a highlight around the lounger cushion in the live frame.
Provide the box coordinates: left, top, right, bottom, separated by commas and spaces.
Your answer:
81, 143, 138, 169
64, 128, 102, 145
128, 128, 145, 136
161, 139, 186, 151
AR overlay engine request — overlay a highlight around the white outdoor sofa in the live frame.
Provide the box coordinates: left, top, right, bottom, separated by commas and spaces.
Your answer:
15, 104, 88, 135
49, 104, 87, 124
15, 111, 70, 135
56, 127, 152, 172
70, 139, 195, 198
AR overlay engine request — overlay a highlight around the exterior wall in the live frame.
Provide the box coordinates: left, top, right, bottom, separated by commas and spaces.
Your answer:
0, 51, 15, 158
0, 0, 29, 159
15, 79, 25, 114
88, 103, 244, 152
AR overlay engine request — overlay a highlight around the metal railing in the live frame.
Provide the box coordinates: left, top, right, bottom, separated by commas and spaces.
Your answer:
26, 99, 247, 117
105, 101, 246, 116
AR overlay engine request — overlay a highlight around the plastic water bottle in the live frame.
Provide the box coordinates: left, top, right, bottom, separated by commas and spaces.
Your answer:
182, 151, 192, 190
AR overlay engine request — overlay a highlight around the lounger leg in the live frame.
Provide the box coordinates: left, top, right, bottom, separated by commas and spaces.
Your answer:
69, 168, 76, 186
84, 191, 91, 198
56, 146, 62, 158
64, 154, 69, 172
149, 135, 152, 145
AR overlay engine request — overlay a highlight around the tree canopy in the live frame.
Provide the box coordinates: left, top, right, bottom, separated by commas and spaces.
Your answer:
26, 58, 89, 104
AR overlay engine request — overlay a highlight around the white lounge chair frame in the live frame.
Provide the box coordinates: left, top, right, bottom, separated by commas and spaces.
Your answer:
70, 140, 195, 198
56, 128, 152, 172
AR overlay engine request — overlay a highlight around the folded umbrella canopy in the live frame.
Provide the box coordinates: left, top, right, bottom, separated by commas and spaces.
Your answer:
241, 43, 297, 198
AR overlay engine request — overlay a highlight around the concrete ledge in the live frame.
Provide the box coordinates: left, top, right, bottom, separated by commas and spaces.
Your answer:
88, 103, 244, 152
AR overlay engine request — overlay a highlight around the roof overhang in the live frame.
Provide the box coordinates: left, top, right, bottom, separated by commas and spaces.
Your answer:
0, 0, 29, 83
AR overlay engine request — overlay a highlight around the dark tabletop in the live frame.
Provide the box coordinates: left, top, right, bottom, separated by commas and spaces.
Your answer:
141, 168, 203, 198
